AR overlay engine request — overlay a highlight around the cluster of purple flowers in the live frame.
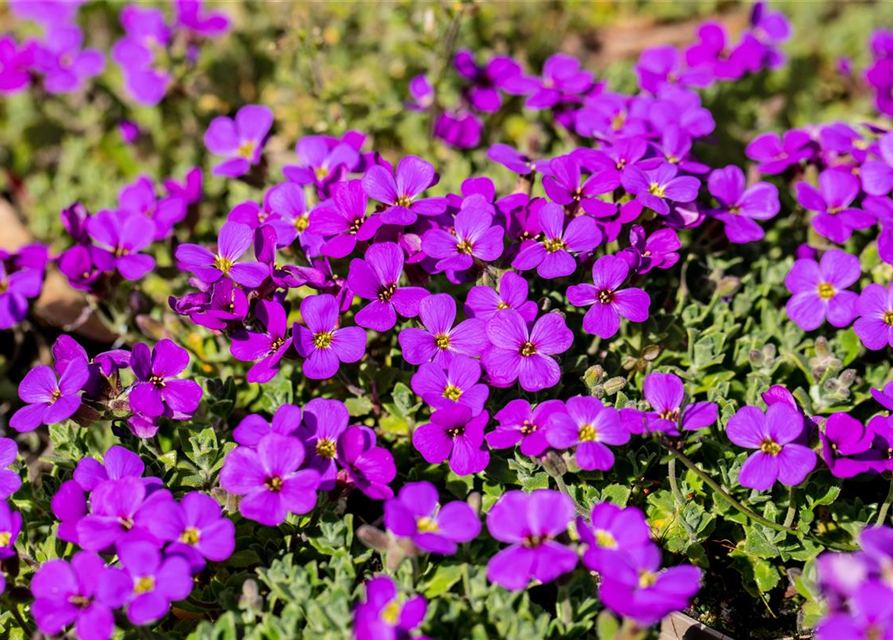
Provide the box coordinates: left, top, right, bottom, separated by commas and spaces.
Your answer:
353, 575, 430, 640
0, 437, 22, 596
485, 491, 701, 625
40, 445, 234, 639
0, 243, 48, 330
220, 398, 397, 525
9, 334, 201, 438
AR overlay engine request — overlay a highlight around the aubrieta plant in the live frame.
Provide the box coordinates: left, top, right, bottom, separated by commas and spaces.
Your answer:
3, 1, 893, 639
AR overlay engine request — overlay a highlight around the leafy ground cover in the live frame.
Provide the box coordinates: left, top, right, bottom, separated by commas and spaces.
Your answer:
2, 2, 893, 639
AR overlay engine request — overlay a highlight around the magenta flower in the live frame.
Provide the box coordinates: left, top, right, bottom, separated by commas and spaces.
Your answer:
117, 540, 194, 626
111, 7, 171, 106
293, 398, 347, 489
220, 433, 321, 526
175, 221, 269, 288
546, 396, 628, 470
294, 294, 366, 379
361, 156, 447, 225
309, 180, 383, 258
487, 144, 543, 175
255, 182, 316, 249
482, 309, 572, 392
336, 426, 396, 499
524, 53, 593, 109
621, 163, 700, 215
411, 355, 489, 416
9, 359, 87, 432
140, 492, 236, 570
542, 154, 620, 207
230, 300, 293, 383
486, 399, 567, 457
87, 211, 156, 281
175, 0, 231, 37
855, 284, 893, 351
283, 135, 360, 189
707, 165, 780, 243
398, 293, 488, 368
384, 481, 480, 554
0, 439, 20, 499
796, 169, 875, 243
512, 202, 602, 279
353, 576, 427, 640
0, 36, 34, 94
745, 129, 813, 174
412, 405, 490, 476
434, 110, 483, 149
0, 501, 21, 560
233, 404, 302, 448
640, 372, 718, 435
485, 490, 578, 591
860, 132, 893, 196
0, 262, 43, 329
129, 339, 202, 419
819, 413, 879, 479
75, 476, 162, 551
33, 26, 104, 94
817, 582, 893, 640
204, 104, 273, 178
619, 225, 680, 274
189, 279, 249, 331
407, 74, 434, 111
52, 480, 87, 544
31, 552, 129, 640
577, 503, 652, 573
726, 403, 817, 491
567, 255, 651, 339
118, 176, 187, 241
348, 242, 428, 332
465, 271, 538, 323
785, 249, 860, 331
599, 544, 702, 625
422, 203, 505, 273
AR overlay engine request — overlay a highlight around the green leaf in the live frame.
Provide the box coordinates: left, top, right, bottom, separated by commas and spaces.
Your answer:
422, 563, 464, 598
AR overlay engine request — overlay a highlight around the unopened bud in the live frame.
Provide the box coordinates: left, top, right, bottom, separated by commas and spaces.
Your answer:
839, 369, 856, 387
357, 525, 390, 553
541, 450, 567, 478
603, 377, 627, 396
716, 276, 740, 297
467, 491, 481, 515
583, 365, 606, 388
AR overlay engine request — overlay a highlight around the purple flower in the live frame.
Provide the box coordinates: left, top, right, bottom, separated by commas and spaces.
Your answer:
577, 503, 652, 573
567, 255, 651, 339
87, 211, 156, 280
0, 262, 43, 329
454, 49, 523, 111
485, 490, 578, 591
361, 156, 447, 225
111, 7, 172, 106
525, 54, 593, 109
9, 359, 87, 432
33, 26, 104, 94
294, 398, 347, 489
309, 180, 384, 259
52, 480, 87, 544
486, 399, 567, 457
816, 583, 893, 640
231, 300, 293, 383
0, 501, 22, 559
619, 225, 680, 274
353, 576, 427, 640
621, 162, 700, 215
220, 433, 321, 526
175, 0, 230, 37
337, 426, 396, 499
398, 293, 488, 368
283, 135, 360, 190
873, 381, 893, 412
785, 249, 860, 331
860, 132, 893, 196
512, 202, 602, 279
422, 202, 505, 273
204, 105, 274, 178
118, 176, 187, 240
482, 309, 572, 392
140, 492, 235, 570
175, 221, 269, 288
31, 552, 129, 640
188, 279, 249, 331
707, 165, 780, 243
746, 129, 814, 174
384, 481, 480, 554
74, 445, 147, 492
233, 404, 302, 448
75, 476, 164, 551
726, 403, 817, 491
641, 372, 718, 435
820, 413, 879, 479
854, 284, 893, 351
294, 294, 366, 379
411, 356, 489, 416
542, 154, 620, 207
117, 541, 194, 626
546, 396, 628, 470
465, 271, 538, 323
599, 544, 701, 625
348, 242, 428, 332
796, 169, 875, 243
0, 439, 20, 499
434, 111, 483, 149
487, 144, 542, 175
407, 74, 434, 111
129, 339, 202, 419
412, 405, 489, 476
0, 36, 34, 94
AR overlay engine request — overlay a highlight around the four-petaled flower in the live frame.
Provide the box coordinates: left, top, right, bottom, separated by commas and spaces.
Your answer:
785, 249, 860, 331
512, 202, 602, 279
294, 293, 367, 379
398, 293, 488, 368
348, 242, 428, 332
204, 104, 274, 178
361, 156, 447, 225
567, 255, 651, 339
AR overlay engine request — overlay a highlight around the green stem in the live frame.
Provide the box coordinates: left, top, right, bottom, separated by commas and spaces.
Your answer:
552, 474, 588, 517
660, 441, 796, 535
876, 478, 893, 526
783, 486, 797, 529
7, 602, 33, 635
557, 584, 572, 627
668, 456, 685, 506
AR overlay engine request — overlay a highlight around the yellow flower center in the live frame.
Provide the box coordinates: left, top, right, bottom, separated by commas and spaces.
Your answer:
315, 438, 337, 459
381, 601, 401, 625
611, 111, 626, 130
638, 571, 657, 588
434, 334, 451, 350
578, 424, 598, 442
314, 166, 330, 180
395, 195, 413, 208
443, 384, 462, 401
180, 527, 201, 545
595, 529, 617, 549
522, 534, 546, 548
149, 375, 166, 389
648, 182, 666, 198
214, 254, 233, 274
659, 408, 679, 422
519, 341, 537, 357
69, 595, 91, 609
237, 140, 257, 159
520, 420, 537, 435
294, 215, 310, 232
759, 439, 782, 456
598, 290, 614, 305
134, 576, 155, 594
817, 282, 836, 299
885, 311, 893, 326
496, 301, 510, 310
543, 237, 568, 253
48, 389, 62, 405
313, 332, 334, 349
378, 283, 397, 302
456, 239, 475, 255
0, 532, 10, 547
446, 426, 465, 438
416, 517, 439, 533
265, 476, 284, 492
